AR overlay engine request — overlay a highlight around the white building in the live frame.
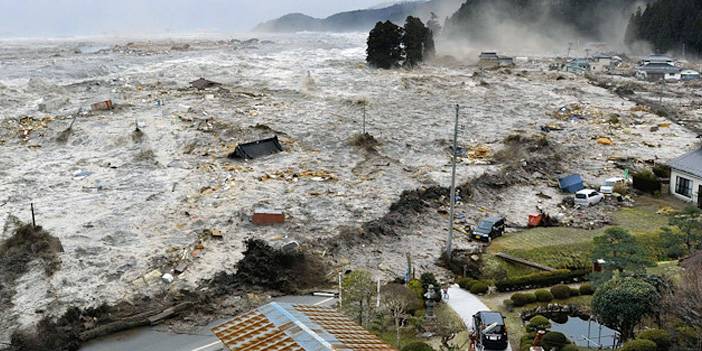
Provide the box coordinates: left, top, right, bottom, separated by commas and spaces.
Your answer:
669, 148, 702, 208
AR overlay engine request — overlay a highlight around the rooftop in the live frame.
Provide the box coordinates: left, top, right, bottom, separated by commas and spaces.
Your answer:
211, 303, 396, 351
669, 148, 702, 178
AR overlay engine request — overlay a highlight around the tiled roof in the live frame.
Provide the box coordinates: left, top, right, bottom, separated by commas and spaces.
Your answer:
212, 303, 397, 351
669, 148, 702, 178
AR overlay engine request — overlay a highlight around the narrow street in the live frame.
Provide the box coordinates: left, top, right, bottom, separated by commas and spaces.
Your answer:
445, 285, 513, 351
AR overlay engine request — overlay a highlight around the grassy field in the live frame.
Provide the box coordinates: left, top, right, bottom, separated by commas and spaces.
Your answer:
486, 196, 683, 275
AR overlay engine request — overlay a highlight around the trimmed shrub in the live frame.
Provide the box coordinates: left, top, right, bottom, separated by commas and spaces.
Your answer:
579, 283, 595, 295
526, 315, 551, 332
638, 329, 672, 351
621, 339, 657, 351
525, 292, 537, 304
402, 342, 434, 351
470, 281, 489, 295
542, 331, 569, 351
503, 299, 514, 311
535, 289, 554, 302
511, 293, 530, 307
495, 269, 590, 292
561, 344, 579, 351
550, 284, 572, 299
652, 164, 671, 179
633, 169, 661, 194
457, 277, 476, 290
569, 287, 580, 296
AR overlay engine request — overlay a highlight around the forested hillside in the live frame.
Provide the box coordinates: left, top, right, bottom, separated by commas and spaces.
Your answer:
443, 0, 642, 49
625, 0, 702, 55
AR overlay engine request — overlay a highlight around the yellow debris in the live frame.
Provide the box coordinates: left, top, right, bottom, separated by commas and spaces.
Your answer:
468, 145, 491, 159
656, 207, 677, 215
596, 137, 613, 145
658, 122, 671, 128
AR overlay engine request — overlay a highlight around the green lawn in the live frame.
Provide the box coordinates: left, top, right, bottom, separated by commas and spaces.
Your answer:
486, 196, 682, 276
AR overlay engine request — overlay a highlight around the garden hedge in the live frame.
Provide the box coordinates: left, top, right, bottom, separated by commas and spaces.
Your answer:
496, 269, 590, 292
470, 281, 489, 294
638, 329, 672, 351
535, 289, 554, 302
551, 284, 571, 299
542, 332, 569, 351
621, 339, 657, 351
579, 283, 595, 295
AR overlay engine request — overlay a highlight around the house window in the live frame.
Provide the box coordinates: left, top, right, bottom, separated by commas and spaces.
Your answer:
675, 176, 692, 198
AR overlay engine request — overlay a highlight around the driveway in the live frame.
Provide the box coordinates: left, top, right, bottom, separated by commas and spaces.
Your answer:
445, 285, 513, 351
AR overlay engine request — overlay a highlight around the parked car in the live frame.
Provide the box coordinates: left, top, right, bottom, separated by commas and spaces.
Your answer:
599, 177, 629, 194
574, 189, 604, 206
472, 216, 506, 242
472, 311, 509, 350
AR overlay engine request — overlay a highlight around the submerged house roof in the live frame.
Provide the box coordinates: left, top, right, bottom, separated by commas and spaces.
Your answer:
669, 148, 702, 178
211, 303, 396, 351
229, 136, 284, 160
479, 52, 499, 60
642, 54, 674, 64
638, 62, 681, 74
190, 77, 222, 90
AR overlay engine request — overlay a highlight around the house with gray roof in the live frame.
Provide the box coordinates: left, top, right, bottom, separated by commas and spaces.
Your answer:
669, 148, 702, 208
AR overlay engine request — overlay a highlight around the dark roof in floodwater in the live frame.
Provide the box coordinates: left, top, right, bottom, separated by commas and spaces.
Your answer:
190, 77, 221, 90
229, 135, 284, 160
638, 62, 680, 74
669, 148, 702, 178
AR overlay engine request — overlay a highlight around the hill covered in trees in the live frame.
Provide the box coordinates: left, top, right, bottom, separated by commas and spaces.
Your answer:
625, 0, 702, 56
254, 0, 461, 33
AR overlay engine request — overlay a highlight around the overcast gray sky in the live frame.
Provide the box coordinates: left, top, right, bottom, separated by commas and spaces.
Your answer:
0, 0, 388, 38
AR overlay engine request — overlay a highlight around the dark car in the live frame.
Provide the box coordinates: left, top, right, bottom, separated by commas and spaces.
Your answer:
472, 216, 506, 242
472, 311, 509, 350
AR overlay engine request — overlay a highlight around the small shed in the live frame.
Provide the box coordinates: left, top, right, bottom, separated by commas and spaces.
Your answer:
252, 208, 285, 225
229, 136, 284, 160
559, 174, 585, 193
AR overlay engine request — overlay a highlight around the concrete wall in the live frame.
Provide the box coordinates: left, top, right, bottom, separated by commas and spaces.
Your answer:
670, 169, 702, 207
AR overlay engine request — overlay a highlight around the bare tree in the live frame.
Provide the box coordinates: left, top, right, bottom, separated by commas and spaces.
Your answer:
341, 270, 376, 327
433, 304, 464, 351
665, 268, 702, 337
380, 283, 420, 347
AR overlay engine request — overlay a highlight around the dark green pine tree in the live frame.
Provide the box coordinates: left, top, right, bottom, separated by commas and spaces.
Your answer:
403, 16, 429, 67
366, 21, 405, 69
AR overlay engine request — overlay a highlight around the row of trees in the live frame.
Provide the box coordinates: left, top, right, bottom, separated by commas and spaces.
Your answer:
625, 0, 702, 56
366, 16, 435, 69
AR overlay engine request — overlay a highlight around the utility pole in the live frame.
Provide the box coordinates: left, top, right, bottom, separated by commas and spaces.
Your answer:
338, 272, 343, 306
446, 104, 459, 258
362, 104, 367, 135
30, 203, 36, 229
376, 278, 381, 308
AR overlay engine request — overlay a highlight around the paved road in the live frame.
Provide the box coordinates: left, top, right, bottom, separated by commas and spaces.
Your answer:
445, 285, 513, 351
80, 295, 336, 351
